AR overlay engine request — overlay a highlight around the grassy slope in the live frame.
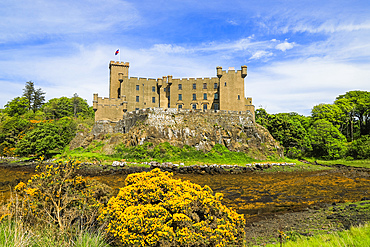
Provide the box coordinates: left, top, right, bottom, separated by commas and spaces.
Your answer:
316, 159, 370, 169
264, 223, 370, 247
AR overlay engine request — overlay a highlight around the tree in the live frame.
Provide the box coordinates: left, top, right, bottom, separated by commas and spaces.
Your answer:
311, 103, 346, 130
22, 81, 45, 112
15, 118, 76, 156
255, 109, 312, 158
347, 135, 370, 159
3, 97, 30, 116
309, 119, 347, 159
42, 95, 94, 120
335, 91, 370, 136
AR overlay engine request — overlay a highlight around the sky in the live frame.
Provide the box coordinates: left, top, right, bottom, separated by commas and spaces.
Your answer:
1, 0, 369, 116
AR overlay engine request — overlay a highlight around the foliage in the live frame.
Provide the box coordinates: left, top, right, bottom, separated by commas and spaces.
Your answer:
42, 95, 94, 120
347, 135, 370, 159
15, 117, 77, 156
308, 119, 347, 159
334, 90, 370, 141
11, 159, 112, 233
0, 115, 31, 156
99, 168, 246, 246
3, 97, 30, 117
22, 81, 45, 112
255, 109, 312, 158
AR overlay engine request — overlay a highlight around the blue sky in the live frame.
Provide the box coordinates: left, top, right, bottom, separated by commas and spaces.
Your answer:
1, 0, 369, 115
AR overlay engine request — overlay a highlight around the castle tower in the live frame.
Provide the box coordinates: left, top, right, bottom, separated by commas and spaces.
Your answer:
109, 61, 129, 99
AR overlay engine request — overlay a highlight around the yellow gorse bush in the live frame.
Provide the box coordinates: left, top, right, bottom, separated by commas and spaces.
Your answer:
11, 159, 112, 232
99, 168, 245, 246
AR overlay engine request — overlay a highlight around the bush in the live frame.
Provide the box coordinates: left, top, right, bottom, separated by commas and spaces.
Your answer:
11, 159, 112, 233
99, 168, 245, 246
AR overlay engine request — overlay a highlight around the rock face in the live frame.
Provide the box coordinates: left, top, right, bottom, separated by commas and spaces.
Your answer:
70, 108, 284, 159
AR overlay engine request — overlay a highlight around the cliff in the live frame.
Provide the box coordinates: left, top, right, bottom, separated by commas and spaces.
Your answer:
70, 108, 283, 159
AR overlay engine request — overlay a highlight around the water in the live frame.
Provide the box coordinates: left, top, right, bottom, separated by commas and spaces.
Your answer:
1, 165, 370, 221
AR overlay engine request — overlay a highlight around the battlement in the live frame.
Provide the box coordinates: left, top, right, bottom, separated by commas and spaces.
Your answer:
109, 61, 129, 67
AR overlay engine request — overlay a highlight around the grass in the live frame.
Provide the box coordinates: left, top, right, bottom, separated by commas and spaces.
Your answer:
52, 143, 335, 173
264, 223, 370, 247
315, 159, 370, 169
0, 218, 111, 247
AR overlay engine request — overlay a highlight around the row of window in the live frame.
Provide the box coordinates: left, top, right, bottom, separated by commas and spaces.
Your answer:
178, 103, 219, 110
136, 85, 157, 92
135, 92, 226, 103
179, 93, 218, 101
135, 83, 222, 92
135, 94, 239, 103
136, 96, 157, 103
180, 83, 218, 90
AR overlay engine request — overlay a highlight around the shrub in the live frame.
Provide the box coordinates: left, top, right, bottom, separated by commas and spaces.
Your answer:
11, 159, 112, 233
99, 168, 245, 246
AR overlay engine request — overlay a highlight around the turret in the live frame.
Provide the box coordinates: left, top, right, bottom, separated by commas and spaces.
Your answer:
216, 66, 223, 78
241, 65, 247, 78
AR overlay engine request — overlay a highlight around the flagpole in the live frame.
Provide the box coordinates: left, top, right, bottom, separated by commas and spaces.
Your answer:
119, 50, 121, 63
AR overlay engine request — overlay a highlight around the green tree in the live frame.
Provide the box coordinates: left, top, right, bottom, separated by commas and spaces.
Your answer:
3, 97, 30, 116
311, 103, 346, 130
15, 118, 77, 156
347, 135, 370, 159
0, 115, 31, 156
309, 119, 347, 159
42, 95, 94, 119
22, 81, 45, 112
255, 109, 312, 158
335, 90, 370, 137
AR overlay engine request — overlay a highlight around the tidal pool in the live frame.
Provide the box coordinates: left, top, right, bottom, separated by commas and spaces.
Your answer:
88, 169, 370, 221
1, 165, 369, 222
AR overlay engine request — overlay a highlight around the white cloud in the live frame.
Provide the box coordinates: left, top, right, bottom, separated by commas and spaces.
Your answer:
250, 50, 273, 60
247, 58, 370, 115
275, 40, 296, 51
0, 0, 140, 43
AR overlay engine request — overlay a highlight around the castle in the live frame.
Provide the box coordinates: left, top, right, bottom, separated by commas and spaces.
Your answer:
93, 61, 255, 122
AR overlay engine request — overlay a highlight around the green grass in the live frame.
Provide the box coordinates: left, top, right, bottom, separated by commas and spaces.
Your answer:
54, 143, 335, 172
0, 218, 111, 247
264, 223, 370, 247
315, 159, 370, 169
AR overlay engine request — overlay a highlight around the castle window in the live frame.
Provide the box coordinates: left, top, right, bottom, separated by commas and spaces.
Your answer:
167, 96, 170, 100
224, 82, 227, 86
178, 94, 182, 101
192, 94, 196, 100
136, 85, 139, 91
238, 95, 240, 100
203, 83, 207, 89
214, 93, 219, 100
152, 97, 155, 103
203, 104, 207, 110
214, 83, 218, 89
178, 105, 182, 110
164, 88, 166, 92
203, 93, 207, 100
193, 83, 196, 90
136, 96, 139, 102
214, 103, 219, 110
135, 108, 139, 111
178, 84, 182, 90
192, 104, 196, 109
168, 103, 170, 108
152, 86, 155, 92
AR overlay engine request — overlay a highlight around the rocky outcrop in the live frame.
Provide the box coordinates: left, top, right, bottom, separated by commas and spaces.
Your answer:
70, 108, 284, 159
